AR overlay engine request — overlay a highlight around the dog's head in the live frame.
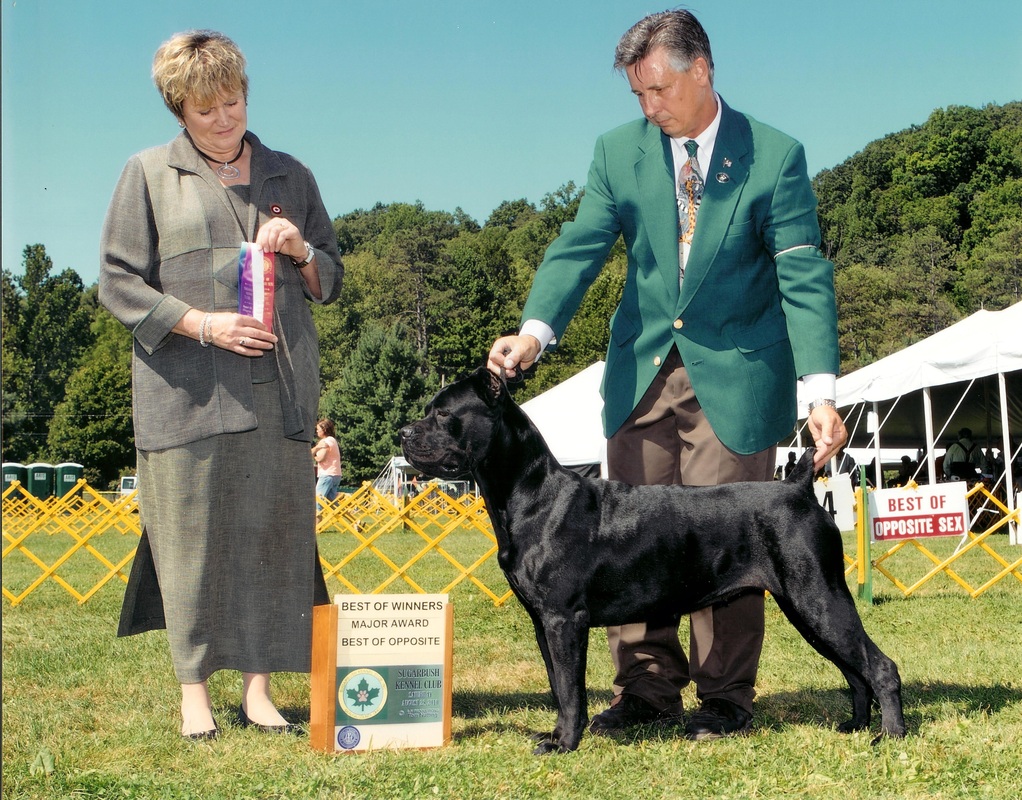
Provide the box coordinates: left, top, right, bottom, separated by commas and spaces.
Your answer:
400, 367, 509, 479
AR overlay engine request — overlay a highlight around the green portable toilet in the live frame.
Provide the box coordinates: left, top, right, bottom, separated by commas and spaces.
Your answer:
55, 462, 85, 498
2, 462, 28, 498
25, 462, 55, 499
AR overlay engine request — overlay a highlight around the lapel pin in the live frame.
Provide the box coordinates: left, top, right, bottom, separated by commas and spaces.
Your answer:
722, 157, 732, 167
716, 172, 730, 183
270, 204, 283, 215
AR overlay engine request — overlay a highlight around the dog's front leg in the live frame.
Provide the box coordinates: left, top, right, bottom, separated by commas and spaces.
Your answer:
525, 611, 561, 710
532, 613, 590, 754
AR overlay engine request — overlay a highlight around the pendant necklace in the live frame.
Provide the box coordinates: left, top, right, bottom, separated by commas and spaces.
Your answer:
193, 139, 245, 179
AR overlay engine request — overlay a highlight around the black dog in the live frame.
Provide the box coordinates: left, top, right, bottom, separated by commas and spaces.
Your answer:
400, 368, 905, 754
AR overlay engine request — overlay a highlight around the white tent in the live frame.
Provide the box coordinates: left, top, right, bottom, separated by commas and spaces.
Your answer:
521, 361, 607, 475
833, 303, 1022, 418
828, 302, 1021, 543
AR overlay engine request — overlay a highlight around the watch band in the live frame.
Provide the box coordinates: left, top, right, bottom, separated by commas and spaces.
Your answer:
292, 241, 315, 268
808, 398, 837, 412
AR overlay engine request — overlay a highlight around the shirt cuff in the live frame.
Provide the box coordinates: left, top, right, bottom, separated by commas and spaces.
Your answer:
519, 319, 556, 356
799, 373, 836, 404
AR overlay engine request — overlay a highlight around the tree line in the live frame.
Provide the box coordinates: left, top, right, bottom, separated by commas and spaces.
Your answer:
3, 102, 1019, 487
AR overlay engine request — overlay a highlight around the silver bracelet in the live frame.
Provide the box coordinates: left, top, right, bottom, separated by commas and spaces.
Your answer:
199, 312, 213, 348
808, 398, 836, 412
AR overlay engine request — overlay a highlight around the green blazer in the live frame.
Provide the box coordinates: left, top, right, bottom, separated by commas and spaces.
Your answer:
521, 98, 839, 454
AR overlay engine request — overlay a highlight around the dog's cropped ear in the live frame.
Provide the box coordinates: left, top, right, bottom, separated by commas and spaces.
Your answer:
476, 366, 507, 407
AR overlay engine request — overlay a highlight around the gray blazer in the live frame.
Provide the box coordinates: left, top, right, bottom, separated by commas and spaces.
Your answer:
99, 131, 343, 451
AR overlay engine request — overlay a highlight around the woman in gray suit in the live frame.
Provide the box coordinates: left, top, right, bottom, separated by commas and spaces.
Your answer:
100, 30, 343, 740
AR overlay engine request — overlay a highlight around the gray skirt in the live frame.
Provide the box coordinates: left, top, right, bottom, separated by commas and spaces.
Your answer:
118, 380, 328, 683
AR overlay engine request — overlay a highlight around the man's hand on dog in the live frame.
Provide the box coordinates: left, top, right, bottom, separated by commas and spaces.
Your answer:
488, 334, 542, 378
808, 405, 848, 471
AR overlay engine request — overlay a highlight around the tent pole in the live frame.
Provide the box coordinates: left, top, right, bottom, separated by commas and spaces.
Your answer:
872, 401, 882, 488
923, 387, 937, 485
999, 371, 1019, 545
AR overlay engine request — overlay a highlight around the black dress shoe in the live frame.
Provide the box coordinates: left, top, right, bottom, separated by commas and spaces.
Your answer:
684, 698, 753, 741
182, 726, 219, 741
237, 705, 304, 735
589, 694, 684, 735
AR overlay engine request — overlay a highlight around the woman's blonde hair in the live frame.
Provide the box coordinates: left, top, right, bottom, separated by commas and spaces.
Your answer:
152, 30, 248, 120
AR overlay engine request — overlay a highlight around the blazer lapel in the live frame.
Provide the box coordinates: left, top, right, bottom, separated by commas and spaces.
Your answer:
245, 131, 287, 238
635, 123, 682, 305
167, 132, 247, 236
168, 131, 287, 241
680, 99, 750, 308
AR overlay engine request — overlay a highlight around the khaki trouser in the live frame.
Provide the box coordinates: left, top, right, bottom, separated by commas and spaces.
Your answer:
605, 348, 775, 714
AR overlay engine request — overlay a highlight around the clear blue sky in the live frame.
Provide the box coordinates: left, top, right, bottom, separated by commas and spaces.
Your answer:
3, 0, 1020, 286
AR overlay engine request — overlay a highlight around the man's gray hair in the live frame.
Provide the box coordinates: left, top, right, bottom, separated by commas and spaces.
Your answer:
613, 9, 714, 84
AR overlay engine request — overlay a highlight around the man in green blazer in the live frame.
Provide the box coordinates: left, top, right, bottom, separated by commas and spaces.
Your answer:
489, 10, 847, 741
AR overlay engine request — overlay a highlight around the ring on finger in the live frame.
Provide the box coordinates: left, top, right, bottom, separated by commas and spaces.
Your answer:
240, 337, 248, 347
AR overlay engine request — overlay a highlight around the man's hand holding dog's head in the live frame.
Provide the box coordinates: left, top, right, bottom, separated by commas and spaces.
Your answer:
488, 335, 541, 378
808, 405, 848, 471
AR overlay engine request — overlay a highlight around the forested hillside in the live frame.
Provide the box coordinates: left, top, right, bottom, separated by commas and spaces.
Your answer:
814, 102, 1021, 369
3, 102, 1019, 485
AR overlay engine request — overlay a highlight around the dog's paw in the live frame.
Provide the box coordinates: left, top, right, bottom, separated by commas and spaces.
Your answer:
529, 731, 576, 755
870, 726, 907, 746
836, 718, 869, 734
532, 739, 570, 755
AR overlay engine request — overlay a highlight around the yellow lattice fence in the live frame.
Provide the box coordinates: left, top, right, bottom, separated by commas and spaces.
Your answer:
315, 484, 512, 605
2, 480, 513, 607
2, 481, 141, 606
3, 479, 1018, 607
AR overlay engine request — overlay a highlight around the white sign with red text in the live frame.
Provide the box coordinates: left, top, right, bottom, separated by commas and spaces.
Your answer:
867, 483, 970, 542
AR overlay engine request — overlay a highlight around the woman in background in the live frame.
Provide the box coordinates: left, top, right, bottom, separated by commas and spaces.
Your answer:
312, 419, 343, 504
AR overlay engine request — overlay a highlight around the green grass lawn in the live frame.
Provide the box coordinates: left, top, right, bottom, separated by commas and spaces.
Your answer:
3, 531, 1020, 800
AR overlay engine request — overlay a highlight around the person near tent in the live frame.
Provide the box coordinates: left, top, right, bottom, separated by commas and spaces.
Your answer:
826, 447, 857, 479
942, 427, 984, 482
894, 455, 916, 487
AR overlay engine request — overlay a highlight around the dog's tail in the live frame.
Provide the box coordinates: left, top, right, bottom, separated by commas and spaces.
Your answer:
786, 448, 818, 488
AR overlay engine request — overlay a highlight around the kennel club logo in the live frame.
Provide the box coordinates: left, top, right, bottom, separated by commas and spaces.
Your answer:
336, 725, 361, 750
338, 668, 388, 720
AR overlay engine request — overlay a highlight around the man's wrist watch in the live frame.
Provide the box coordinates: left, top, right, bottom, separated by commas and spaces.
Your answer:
808, 398, 837, 412
291, 241, 315, 268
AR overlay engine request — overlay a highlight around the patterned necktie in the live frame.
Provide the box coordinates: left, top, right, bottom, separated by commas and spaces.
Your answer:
677, 139, 704, 281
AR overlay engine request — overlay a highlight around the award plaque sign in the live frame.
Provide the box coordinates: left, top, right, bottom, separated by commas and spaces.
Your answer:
310, 594, 453, 752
